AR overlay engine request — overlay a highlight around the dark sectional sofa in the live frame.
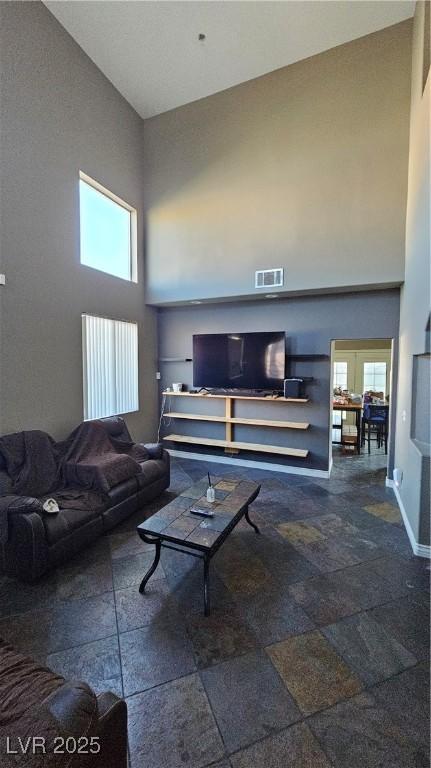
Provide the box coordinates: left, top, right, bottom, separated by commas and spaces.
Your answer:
0, 416, 170, 582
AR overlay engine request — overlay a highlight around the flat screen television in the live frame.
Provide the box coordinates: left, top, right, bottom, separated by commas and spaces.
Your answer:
193, 332, 286, 391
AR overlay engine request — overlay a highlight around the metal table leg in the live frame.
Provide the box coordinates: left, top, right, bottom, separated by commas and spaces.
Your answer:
139, 539, 161, 594
203, 556, 211, 616
245, 506, 260, 534
356, 410, 362, 455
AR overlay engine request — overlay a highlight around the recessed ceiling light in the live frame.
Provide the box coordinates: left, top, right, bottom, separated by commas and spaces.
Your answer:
265, 294, 279, 299
190, 300, 202, 304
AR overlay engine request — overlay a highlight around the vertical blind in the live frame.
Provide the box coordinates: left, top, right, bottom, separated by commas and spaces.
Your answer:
82, 314, 139, 420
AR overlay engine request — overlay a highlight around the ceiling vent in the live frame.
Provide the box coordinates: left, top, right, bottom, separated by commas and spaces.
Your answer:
255, 268, 284, 289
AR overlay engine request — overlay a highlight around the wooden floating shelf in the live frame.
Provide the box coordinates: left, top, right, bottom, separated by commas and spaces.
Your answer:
163, 391, 309, 404
163, 434, 309, 458
162, 390, 310, 458
168, 412, 309, 430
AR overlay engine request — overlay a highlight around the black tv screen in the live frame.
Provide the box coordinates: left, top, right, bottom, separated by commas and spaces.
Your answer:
193, 332, 286, 391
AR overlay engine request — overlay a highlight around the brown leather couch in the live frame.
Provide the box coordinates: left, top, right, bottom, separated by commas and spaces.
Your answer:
0, 416, 170, 582
0, 639, 127, 767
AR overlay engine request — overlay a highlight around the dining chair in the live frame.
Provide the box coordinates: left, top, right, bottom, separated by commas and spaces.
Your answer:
361, 404, 389, 454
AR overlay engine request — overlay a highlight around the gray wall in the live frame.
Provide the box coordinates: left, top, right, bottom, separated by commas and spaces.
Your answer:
144, 22, 411, 305
394, 1, 430, 546
0, 1, 158, 441
158, 289, 400, 472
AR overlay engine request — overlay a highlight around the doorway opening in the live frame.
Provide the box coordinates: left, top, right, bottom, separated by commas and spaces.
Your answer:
330, 339, 393, 474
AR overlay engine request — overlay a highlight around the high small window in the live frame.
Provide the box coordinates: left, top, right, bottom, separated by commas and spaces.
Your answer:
79, 172, 137, 282
423, 0, 430, 94
82, 314, 139, 420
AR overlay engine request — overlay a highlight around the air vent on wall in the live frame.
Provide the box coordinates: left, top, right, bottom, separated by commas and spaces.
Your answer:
255, 268, 284, 289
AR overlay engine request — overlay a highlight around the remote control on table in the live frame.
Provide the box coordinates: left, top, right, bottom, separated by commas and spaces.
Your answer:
190, 507, 215, 518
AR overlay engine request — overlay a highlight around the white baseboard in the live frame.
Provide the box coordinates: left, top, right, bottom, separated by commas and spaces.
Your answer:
388, 481, 431, 559
168, 449, 332, 479
415, 542, 431, 558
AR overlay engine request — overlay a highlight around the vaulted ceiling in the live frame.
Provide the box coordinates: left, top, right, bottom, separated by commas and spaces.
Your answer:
45, 1, 414, 118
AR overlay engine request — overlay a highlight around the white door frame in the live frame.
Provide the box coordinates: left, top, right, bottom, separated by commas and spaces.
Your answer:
330, 340, 393, 470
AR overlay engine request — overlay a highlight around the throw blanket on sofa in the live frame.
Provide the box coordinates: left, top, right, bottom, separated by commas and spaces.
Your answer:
0, 422, 146, 543
0, 431, 60, 497
60, 421, 142, 493
0, 423, 143, 498
0, 430, 105, 543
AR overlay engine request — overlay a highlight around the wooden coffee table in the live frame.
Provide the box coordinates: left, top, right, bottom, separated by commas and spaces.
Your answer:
137, 477, 261, 615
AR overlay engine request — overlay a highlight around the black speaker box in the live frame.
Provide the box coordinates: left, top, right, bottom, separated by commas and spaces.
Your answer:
284, 378, 304, 398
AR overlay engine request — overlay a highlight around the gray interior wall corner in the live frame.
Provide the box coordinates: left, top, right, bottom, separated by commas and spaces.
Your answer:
395, 0, 431, 548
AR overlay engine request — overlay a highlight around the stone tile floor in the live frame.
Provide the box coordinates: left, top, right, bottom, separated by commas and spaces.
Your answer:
0, 452, 429, 767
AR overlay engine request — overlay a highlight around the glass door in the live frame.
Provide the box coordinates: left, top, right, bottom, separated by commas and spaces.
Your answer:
332, 352, 356, 440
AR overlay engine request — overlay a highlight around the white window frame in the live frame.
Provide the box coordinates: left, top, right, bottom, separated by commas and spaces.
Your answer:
332, 354, 356, 437
356, 352, 391, 397
82, 314, 139, 421
333, 361, 348, 391
79, 171, 138, 283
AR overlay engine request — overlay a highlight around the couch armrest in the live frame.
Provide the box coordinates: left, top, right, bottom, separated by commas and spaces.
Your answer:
142, 442, 163, 460
42, 681, 109, 768
96, 692, 128, 768
1, 508, 49, 581
44, 680, 98, 737
161, 446, 170, 474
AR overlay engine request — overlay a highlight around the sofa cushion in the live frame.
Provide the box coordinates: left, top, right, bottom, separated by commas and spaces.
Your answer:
136, 459, 167, 489
42, 506, 102, 546
107, 476, 139, 506
102, 495, 138, 532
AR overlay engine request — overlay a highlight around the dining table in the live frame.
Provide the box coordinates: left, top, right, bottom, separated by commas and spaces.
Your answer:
332, 402, 363, 454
